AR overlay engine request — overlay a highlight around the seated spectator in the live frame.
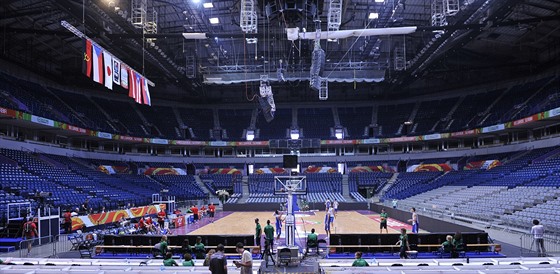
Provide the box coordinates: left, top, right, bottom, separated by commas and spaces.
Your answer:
452, 232, 466, 258
153, 235, 168, 257
203, 249, 216, 266
182, 253, 195, 266
194, 236, 205, 259
163, 252, 178, 266
181, 239, 193, 255
159, 235, 169, 255
441, 235, 454, 255
306, 228, 318, 254
352, 251, 369, 267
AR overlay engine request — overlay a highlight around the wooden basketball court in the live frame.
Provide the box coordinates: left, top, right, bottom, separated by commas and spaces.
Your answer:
177, 210, 425, 237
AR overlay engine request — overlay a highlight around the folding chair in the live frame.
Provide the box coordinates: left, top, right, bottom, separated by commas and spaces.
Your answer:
68, 234, 84, 251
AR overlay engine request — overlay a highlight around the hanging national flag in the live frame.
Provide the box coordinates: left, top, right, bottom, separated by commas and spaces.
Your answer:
103, 51, 113, 90
82, 38, 92, 77
91, 44, 104, 84
128, 68, 136, 99
112, 59, 120, 86
141, 77, 151, 106
135, 72, 142, 104
120, 64, 129, 89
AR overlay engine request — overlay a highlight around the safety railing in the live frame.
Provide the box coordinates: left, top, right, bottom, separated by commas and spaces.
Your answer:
17, 234, 75, 258
520, 232, 560, 257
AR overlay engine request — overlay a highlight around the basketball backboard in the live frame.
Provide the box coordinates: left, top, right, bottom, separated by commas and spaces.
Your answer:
274, 176, 307, 195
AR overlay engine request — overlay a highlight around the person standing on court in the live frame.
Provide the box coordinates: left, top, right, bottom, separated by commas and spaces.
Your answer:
380, 208, 389, 234
327, 204, 335, 228
408, 207, 419, 233
531, 219, 546, 257
273, 210, 283, 240
333, 200, 339, 216
254, 218, 262, 249
191, 205, 199, 223
324, 209, 332, 238
208, 203, 216, 223
263, 219, 275, 254
234, 242, 253, 274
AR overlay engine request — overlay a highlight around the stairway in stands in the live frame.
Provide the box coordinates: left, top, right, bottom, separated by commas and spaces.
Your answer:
341, 175, 352, 201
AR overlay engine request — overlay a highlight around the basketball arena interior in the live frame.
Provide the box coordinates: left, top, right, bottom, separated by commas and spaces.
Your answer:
1, 0, 560, 273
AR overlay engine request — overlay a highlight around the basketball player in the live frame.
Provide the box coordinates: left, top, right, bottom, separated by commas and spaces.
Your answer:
273, 210, 284, 240
333, 200, 339, 216
408, 207, 419, 233
254, 218, 262, 249
324, 211, 332, 238
380, 208, 389, 234
327, 204, 335, 228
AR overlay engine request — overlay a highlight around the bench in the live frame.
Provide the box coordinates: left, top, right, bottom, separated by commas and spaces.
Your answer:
95, 245, 261, 256
327, 243, 501, 254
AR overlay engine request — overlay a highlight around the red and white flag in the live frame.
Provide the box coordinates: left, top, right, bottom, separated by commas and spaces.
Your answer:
128, 68, 136, 99
103, 51, 113, 90
91, 44, 104, 84
141, 77, 151, 106
135, 72, 142, 103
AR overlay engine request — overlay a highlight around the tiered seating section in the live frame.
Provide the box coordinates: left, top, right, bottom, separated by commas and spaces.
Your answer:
200, 174, 242, 202
218, 108, 252, 140
348, 172, 393, 201
151, 175, 206, 201
136, 104, 182, 139
395, 147, 560, 232
413, 98, 456, 134
0, 149, 208, 221
338, 107, 372, 138
377, 103, 414, 136
255, 108, 291, 140
177, 107, 213, 140
3, 142, 560, 234
246, 174, 286, 203
0, 72, 557, 140
297, 108, 333, 138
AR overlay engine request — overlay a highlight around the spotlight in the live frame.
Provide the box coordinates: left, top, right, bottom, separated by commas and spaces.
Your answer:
290, 129, 300, 140
203, 2, 213, 8
209, 17, 219, 24
246, 130, 255, 141
335, 128, 344, 140
368, 12, 379, 19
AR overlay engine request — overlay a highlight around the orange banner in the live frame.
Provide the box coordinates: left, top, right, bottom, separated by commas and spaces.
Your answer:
71, 205, 160, 230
